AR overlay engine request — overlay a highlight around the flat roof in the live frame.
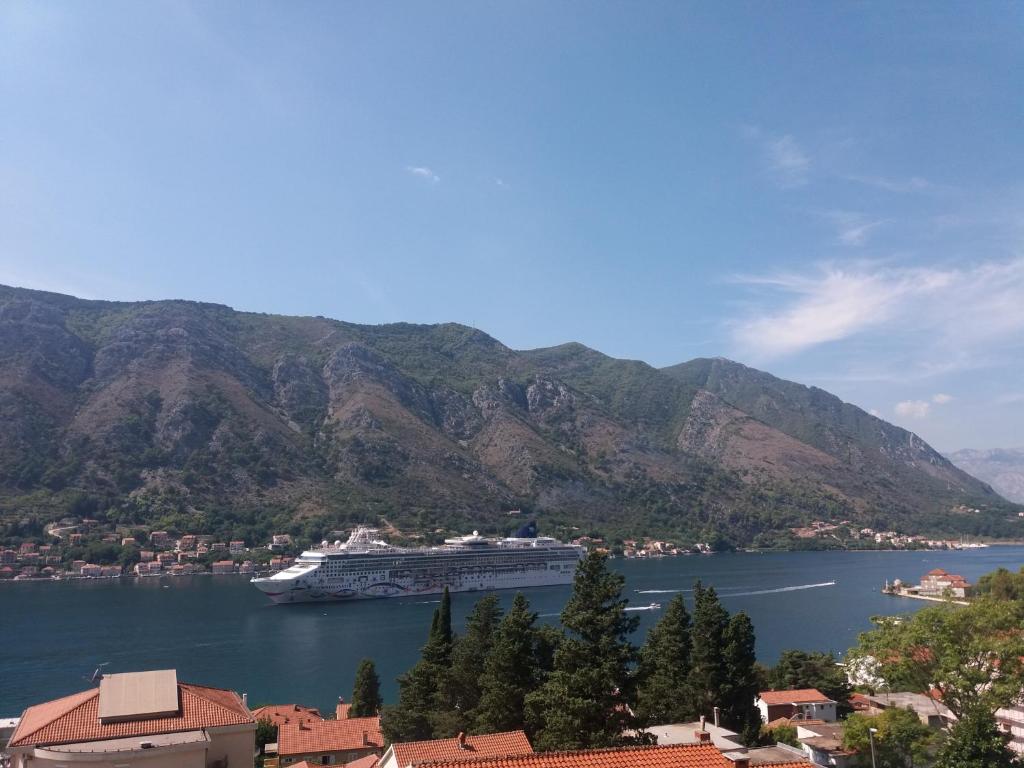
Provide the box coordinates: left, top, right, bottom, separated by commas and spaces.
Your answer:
43, 729, 208, 753
98, 670, 180, 723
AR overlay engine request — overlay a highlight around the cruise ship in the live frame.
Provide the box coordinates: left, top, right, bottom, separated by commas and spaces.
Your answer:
251, 522, 585, 604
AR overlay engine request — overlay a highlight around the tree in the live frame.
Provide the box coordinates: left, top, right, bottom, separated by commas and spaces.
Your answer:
843, 709, 935, 768
350, 658, 382, 717
475, 593, 541, 734
767, 649, 852, 705
847, 598, 1024, 720
635, 595, 694, 726
720, 612, 761, 745
438, 594, 502, 735
688, 581, 729, 719
255, 717, 277, 753
525, 552, 639, 750
381, 594, 455, 742
934, 710, 1015, 768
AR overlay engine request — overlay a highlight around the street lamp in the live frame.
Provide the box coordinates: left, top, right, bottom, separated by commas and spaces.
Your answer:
868, 727, 879, 768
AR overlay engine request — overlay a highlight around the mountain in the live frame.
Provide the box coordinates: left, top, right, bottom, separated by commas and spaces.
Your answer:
948, 448, 1024, 504
0, 284, 1017, 547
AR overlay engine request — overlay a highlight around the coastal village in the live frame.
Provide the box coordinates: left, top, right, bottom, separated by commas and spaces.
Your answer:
6, 666, 1024, 768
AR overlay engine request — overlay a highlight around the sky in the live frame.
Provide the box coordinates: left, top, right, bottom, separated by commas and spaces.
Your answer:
2, 2, 1023, 452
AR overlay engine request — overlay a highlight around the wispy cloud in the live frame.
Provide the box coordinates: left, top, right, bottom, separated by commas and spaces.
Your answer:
845, 174, 936, 194
743, 127, 810, 188
406, 166, 440, 183
932, 393, 953, 404
895, 400, 930, 419
826, 210, 886, 247
730, 258, 1024, 366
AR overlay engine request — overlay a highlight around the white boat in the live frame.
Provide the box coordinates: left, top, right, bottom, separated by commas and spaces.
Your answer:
251, 523, 585, 604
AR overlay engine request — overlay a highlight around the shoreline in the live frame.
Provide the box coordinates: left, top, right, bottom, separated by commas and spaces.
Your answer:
881, 589, 970, 606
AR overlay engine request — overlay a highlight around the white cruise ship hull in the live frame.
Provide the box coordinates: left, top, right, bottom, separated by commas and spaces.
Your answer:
251, 527, 584, 605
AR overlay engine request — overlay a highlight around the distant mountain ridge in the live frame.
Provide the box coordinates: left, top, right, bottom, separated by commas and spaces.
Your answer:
948, 448, 1024, 504
0, 284, 1017, 546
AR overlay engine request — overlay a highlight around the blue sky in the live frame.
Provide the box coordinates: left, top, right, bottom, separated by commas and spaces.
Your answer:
2, 2, 1023, 452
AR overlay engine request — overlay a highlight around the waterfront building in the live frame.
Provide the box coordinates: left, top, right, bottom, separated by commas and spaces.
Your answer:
212, 560, 236, 575
918, 568, 970, 598
0, 565, 13, 579
80, 564, 102, 577
756, 690, 837, 724
277, 714, 383, 767
0, 549, 16, 564
379, 731, 532, 768
4, 669, 255, 768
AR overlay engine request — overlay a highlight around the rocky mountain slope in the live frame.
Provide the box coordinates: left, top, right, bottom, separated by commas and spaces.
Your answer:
0, 284, 1017, 547
948, 448, 1024, 504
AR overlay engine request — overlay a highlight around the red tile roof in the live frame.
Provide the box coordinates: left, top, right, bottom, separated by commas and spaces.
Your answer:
278, 715, 383, 757
758, 689, 833, 705
415, 743, 809, 768
926, 568, 948, 576
9, 682, 253, 748
250, 703, 324, 726
347, 754, 383, 768
392, 730, 533, 767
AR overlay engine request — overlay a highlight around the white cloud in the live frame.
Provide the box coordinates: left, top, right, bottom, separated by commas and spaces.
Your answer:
826, 211, 885, 247
406, 166, 440, 183
765, 135, 810, 188
742, 127, 810, 188
730, 258, 1024, 364
895, 400, 930, 419
932, 393, 953, 404
845, 175, 935, 194
869, 408, 881, 417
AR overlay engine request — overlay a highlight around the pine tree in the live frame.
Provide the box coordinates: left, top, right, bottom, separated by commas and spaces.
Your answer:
436, 594, 502, 735
381, 594, 454, 742
720, 612, 761, 745
635, 594, 694, 726
525, 551, 639, 750
474, 593, 540, 734
688, 581, 728, 720
350, 658, 382, 717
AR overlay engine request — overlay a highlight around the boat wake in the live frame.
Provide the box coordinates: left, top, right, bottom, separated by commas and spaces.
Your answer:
635, 588, 689, 594
626, 603, 662, 612
725, 581, 836, 597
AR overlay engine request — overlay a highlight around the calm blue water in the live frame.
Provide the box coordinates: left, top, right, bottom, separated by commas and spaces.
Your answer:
2, 547, 1021, 717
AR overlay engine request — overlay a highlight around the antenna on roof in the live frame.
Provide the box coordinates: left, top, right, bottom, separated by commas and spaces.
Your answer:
85, 662, 111, 683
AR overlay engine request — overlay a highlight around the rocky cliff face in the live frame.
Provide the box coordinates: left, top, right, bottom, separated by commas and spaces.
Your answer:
0, 284, 1016, 545
948, 448, 1024, 504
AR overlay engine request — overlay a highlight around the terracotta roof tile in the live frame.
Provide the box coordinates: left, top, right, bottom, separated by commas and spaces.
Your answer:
347, 754, 383, 768
758, 689, 833, 705
251, 703, 324, 726
393, 730, 533, 767
278, 715, 383, 757
415, 743, 809, 768
9, 682, 253, 748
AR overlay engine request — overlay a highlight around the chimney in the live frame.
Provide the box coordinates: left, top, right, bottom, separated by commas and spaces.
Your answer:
457, 732, 468, 750
713, 706, 721, 728
363, 730, 370, 746
242, 693, 248, 707
699, 715, 706, 731
694, 730, 711, 743
727, 759, 749, 768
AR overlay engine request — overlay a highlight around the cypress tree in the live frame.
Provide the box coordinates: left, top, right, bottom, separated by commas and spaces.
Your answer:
474, 593, 540, 734
525, 551, 639, 750
689, 581, 728, 720
635, 594, 694, 726
720, 612, 761, 745
436, 594, 502, 735
350, 658, 383, 717
381, 595, 453, 742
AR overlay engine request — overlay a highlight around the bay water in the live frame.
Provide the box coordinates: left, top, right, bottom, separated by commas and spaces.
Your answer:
3, 546, 1022, 717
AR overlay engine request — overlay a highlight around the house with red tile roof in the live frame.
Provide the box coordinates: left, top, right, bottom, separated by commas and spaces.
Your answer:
278, 714, 383, 766
756, 689, 837, 724
379, 730, 533, 768
5, 669, 255, 768
414, 742, 809, 768
919, 568, 971, 598
250, 703, 324, 727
